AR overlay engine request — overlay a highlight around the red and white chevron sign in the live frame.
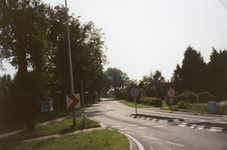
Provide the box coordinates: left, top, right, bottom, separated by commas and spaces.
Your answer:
66, 94, 81, 109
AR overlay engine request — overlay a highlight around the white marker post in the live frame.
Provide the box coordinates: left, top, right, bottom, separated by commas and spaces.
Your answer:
130, 87, 139, 117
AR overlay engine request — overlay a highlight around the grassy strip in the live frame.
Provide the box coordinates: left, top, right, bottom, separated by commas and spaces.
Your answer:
0, 115, 100, 143
7, 129, 129, 150
119, 100, 154, 108
0, 101, 101, 135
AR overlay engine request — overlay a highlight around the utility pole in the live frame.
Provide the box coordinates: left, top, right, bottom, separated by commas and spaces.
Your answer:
65, 0, 76, 126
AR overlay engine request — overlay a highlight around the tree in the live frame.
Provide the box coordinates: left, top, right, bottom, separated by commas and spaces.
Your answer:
207, 47, 227, 96
0, 0, 51, 131
106, 67, 128, 99
172, 64, 183, 94
181, 46, 206, 93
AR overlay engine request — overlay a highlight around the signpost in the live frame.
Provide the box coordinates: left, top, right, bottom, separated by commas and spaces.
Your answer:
66, 94, 81, 109
167, 88, 175, 110
55, 91, 61, 115
130, 87, 139, 117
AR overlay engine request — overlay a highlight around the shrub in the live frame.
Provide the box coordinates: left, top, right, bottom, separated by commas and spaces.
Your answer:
147, 99, 153, 105
165, 95, 176, 105
171, 106, 179, 111
187, 93, 198, 104
198, 92, 212, 103
212, 96, 225, 102
176, 95, 187, 104
153, 98, 162, 107
177, 100, 187, 109
142, 97, 148, 105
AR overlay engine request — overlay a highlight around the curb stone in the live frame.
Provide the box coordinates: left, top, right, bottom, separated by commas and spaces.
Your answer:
127, 115, 189, 123
178, 123, 224, 132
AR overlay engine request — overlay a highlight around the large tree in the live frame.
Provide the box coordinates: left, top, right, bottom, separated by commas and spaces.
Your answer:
181, 46, 206, 93
0, 0, 51, 131
207, 47, 227, 96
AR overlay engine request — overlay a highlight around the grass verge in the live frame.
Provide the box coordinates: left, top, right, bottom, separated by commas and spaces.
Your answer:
119, 100, 154, 108
0, 101, 101, 135
7, 129, 129, 150
0, 115, 100, 143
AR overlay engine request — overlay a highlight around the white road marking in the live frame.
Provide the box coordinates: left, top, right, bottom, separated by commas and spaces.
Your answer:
198, 125, 204, 130
155, 125, 164, 127
128, 124, 138, 127
166, 141, 185, 147
142, 135, 157, 140
112, 126, 121, 128
210, 127, 223, 132
137, 127, 148, 129
179, 123, 187, 127
144, 123, 153, 125
173, 119, 180, 122
150, 145, 154, 150
120, 131, 145, 150
190, 124, 196, 129
125, 131, 135, 135
120, 128, 129, 131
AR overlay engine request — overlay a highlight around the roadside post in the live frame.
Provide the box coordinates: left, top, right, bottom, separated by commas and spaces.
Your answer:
130, 87, 139, 117
81, 81, 86, 126
55, 90, 61, 114
167, 88, 175, 111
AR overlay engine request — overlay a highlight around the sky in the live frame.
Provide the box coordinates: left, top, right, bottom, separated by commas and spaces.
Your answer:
1, 0, 227, 81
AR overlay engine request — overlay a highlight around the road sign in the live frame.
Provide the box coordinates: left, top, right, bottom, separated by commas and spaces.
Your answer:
130, 87, 139, 97
168, 97, 175, 105
167, 88, 175, 97
66, 94, 81, 109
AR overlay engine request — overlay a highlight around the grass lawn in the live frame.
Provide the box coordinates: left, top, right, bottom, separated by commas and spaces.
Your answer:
119, 100, 154, 108
0, 115, 100, 143
7, 129, 129, 150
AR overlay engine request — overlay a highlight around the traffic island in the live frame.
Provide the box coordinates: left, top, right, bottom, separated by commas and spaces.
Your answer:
127, 114, 189, 123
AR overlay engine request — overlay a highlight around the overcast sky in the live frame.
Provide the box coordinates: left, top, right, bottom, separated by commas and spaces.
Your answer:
1, 0, 227, 81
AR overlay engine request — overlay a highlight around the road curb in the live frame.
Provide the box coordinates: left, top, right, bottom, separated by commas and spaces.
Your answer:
178, 123, 225, 132
127, 115, 189, 123
156, 110, 227, 118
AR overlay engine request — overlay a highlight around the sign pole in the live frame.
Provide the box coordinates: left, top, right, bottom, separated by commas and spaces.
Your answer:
81, 81, 86, 126
65, 0, 76, 126
134, 96, 137, 117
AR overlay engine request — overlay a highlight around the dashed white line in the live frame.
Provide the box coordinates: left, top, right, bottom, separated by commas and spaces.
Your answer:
137, 127, 148, 129
112, 126, 121, 128
144, 123, 153, 125
166, 141, 185, 147
155, 125, 164, 128
142, 135, 157, 140
128, 124, 138, 127
120, 128, 129, 131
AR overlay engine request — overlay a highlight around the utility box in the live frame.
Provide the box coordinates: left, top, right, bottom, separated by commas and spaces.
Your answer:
208, 102, 217, 114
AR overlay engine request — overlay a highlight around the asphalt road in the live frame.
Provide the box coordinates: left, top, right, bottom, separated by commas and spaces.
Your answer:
85, 98, 227, 150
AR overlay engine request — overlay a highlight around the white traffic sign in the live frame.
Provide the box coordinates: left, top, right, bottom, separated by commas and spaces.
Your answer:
66, 94, 81, 109
130, 87, 139, 97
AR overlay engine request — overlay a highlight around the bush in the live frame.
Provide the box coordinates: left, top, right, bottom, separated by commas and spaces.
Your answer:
212, 95, 225, 103
165, 95, 176, 105
176, 95, 187, 104
177, 100, 187, 109
171, 106, 179, 111
153, 98, 162, 107
198, 92, 212, 103
187, 93, 198, 104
